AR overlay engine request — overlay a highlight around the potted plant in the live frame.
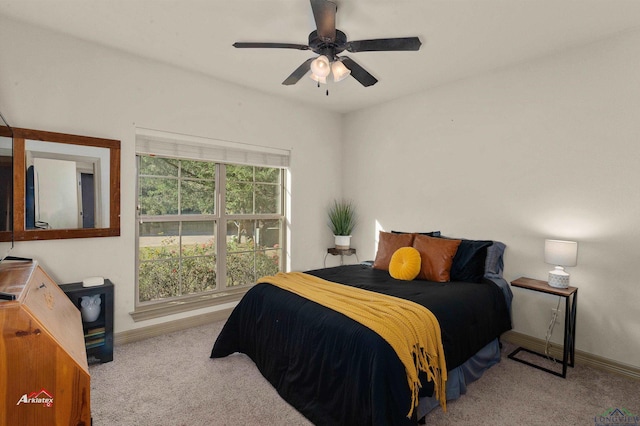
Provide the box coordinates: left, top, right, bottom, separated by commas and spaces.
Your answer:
327, 199, 357, 249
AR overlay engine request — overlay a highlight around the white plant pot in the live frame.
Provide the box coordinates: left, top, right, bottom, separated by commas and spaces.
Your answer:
334, 235, 352, 250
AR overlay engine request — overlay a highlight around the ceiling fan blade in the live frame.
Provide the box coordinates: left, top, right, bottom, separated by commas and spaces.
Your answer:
310, 0, 337, 42
340, 56, 378, 87
346, 37, 422, 52
282, 58, 315, 85
233, 42, 310, 50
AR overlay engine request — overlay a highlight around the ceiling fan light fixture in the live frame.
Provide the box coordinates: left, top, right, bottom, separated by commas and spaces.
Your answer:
331, 59, 351, 82
309, 73, 327, 84
310, 55, 331, 78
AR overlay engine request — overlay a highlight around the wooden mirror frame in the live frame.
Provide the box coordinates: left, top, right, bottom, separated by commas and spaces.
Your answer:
12, 128, 120, 241
0, 122, 12, 244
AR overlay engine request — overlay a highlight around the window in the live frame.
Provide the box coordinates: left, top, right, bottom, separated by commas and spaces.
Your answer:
225, 165, 283, 287
134, 132, 288, 319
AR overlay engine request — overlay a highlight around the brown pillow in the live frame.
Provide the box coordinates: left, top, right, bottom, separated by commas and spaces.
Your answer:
372, 231, 415, 271
413, 234, 461, 282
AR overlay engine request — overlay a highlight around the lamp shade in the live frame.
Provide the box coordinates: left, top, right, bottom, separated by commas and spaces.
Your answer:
331, 60, 351, 82
310, 55, 331, 78
544, 239, 578, 288
309, 73, 327, 84
544, 239, 578, 267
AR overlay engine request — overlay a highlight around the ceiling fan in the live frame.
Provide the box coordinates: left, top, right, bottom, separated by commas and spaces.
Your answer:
233, 0, 422, 87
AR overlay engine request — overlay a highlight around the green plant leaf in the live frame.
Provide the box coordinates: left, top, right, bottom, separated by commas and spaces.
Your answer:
327, 199, 357, 236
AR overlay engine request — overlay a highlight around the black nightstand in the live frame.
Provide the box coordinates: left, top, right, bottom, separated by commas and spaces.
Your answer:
60, 280, 114, 363
508, 277, 577, 378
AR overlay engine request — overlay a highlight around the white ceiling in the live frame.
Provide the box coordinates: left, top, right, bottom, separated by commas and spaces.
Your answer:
2, 0, 640, 113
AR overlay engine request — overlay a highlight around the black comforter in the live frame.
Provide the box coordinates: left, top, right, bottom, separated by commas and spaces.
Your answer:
211, 264, 511, 426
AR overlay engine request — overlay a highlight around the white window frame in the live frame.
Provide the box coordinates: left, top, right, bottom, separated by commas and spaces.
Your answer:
132, 128, 289, 321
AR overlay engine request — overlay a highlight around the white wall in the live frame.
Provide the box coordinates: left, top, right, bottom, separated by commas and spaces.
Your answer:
0, 16, 343, 333
342, 29, 640, 368
3, 14, 638, 369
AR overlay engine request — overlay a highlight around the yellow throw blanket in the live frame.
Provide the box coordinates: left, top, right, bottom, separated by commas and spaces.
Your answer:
257, 272, 447, 417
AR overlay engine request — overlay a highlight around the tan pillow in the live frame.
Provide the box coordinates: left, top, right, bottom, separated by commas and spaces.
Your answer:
372, 231, 415, 271
413, 234, 461, 282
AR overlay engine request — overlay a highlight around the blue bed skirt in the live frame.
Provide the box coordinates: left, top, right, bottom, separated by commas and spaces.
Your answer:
417, 338, 501, 419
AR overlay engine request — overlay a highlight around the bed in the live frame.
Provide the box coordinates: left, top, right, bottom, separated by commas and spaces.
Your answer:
211, 232, 512, 425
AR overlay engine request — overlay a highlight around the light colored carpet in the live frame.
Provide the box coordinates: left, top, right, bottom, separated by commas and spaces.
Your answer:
89, 321, 640, 425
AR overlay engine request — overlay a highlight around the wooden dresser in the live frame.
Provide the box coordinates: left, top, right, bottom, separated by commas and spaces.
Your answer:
0, 261, 91, 426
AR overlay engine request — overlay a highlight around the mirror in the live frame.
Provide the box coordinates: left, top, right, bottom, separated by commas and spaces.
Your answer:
25, 140, 110, 230
12, 128, 120, 241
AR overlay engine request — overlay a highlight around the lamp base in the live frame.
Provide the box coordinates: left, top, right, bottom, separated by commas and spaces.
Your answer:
548, 266, 570, 288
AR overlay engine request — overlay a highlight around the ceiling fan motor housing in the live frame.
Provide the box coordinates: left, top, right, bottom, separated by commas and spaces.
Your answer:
308, 29, 347, 59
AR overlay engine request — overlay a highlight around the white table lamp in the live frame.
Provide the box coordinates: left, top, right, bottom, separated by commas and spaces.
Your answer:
544, 239, 578, 288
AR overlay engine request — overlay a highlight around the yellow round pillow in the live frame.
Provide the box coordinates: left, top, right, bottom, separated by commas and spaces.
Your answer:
388, 247, 422, 281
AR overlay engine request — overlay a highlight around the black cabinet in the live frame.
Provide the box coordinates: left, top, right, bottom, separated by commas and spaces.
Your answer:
60, 279, 114, 363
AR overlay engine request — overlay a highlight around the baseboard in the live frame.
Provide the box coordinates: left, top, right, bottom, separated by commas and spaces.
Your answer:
114, 308, 233, 346
502, 331, 640, 381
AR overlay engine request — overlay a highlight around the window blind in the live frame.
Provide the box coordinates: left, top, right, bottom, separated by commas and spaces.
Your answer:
135, 128, 290, 168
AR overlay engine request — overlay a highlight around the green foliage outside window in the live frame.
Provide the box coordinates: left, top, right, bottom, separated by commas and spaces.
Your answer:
226, 238, 281, 287
137, 156, 283, 304
138, 236, 215, 302
139, 236, 280, 302
139, 157, 216, 216
226, 165, 281, 215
